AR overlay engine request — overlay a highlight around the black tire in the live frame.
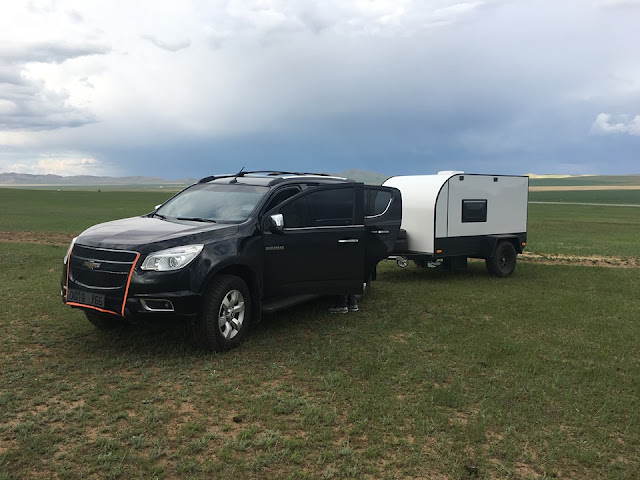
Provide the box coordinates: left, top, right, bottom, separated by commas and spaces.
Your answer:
486, 241, 517, 277
84, 310, 127, 330
413, 257, 445, 269
192, 275, 251, 352
413, 258, 430, 268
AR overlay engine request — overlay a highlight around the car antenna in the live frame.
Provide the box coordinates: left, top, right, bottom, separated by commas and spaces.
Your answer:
229, 166, 245, 184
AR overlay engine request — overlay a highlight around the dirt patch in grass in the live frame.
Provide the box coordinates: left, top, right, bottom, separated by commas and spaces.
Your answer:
0, 231, 71, 246
0, 438, 19, 455
520, 252, 640, 268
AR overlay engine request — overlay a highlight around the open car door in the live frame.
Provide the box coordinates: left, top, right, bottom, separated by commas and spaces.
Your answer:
363, 186, 402, 279
262, 184, 366, 298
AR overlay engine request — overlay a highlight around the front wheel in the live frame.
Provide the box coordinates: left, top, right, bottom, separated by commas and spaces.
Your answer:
192, 275, 252, 352
486, 241, 517, 277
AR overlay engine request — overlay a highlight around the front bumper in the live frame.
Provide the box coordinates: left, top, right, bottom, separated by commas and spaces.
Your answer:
61, 243, 202, 319
61, 283, 201, 317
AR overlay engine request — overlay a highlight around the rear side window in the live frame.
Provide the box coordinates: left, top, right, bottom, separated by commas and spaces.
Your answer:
280, 188, 354, 228
365, 190, 392, 218
462, 199, 487, 223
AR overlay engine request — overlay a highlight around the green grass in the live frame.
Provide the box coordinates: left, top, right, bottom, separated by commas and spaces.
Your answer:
0, 184, 187, 191
0, 189, 173, 234
527, 203, 640, 259
1, 189, 639, 479
529, 189, 640, 205
529, 175, 640, 187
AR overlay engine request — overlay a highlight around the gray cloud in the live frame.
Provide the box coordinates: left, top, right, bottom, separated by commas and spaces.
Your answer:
201, 0, 496, 49
591, 113, 640, 135
0, 41, 110, 64
2, 0, 639, 177
597, 0, 640, 8
0, 80, 96, 130
0, 40, 108, 131
67, 9, 84, 23
0, 66, 96, 131
141, 35, 191, 52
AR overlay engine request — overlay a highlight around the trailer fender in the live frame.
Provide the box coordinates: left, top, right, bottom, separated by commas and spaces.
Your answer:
486, 235, 523, 258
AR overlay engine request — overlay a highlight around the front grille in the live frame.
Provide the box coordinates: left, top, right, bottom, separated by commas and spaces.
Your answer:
69, 245, 138, 289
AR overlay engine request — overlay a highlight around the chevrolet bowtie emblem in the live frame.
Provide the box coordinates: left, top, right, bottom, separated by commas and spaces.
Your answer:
83, 260, 102, 270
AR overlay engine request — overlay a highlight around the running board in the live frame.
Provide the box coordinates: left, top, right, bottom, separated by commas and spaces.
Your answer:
261, 294, 321, 314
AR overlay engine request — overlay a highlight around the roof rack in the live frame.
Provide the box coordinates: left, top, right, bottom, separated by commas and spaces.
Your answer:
197, 171, 336, 183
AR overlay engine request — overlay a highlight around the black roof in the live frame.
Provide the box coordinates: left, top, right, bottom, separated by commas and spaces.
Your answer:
197, 171, 353, 187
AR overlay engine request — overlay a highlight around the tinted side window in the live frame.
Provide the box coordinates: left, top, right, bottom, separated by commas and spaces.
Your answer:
280, 188, 354, 228
462, 199, 487, 223
264, 186, 301, 212
311, 189, 354, 226
365, 190, 392, 217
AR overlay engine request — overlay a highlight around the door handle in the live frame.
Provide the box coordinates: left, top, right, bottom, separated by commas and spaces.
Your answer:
371, 230, 389, 234
338, 239, 359, 243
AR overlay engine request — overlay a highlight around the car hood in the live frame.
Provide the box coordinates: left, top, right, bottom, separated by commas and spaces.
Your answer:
76, 216, 238, 250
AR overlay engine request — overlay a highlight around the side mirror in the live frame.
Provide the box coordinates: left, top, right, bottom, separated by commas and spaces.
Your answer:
154, 204, 162, 210
269, 214, 284, 233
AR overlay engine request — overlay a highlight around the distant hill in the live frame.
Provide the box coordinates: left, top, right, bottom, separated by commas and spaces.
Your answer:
5, 170, 637, 188
334, 169, 390, 185
0, 170, 392, 186
0, 172, 197, 186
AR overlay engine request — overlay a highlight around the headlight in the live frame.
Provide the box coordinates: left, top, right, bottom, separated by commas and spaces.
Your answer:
63, 237, 77, 265
140, 245, 204, 271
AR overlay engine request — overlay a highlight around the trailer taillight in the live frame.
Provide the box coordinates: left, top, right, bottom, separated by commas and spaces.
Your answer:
436, 249, 442, 254
522, 242, 526, 247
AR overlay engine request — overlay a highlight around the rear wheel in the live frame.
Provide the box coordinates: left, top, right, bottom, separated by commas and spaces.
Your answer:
486, 241, 517, 277
192, 275, 251, 352
84, 310, 126, 330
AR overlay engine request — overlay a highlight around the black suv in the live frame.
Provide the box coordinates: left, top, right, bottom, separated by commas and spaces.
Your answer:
62, 171, 401, 351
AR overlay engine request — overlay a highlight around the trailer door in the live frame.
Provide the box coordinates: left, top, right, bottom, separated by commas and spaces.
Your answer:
363, 186, 402, 276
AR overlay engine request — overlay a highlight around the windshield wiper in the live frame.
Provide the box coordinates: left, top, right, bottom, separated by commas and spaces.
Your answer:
176, 217, 217, 223
151, 212, 166, 219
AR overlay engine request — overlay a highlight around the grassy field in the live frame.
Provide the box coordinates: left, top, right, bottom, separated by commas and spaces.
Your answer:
1, 188, 639, 479
0, 189, 173, 234
526, 190, 640, 260
529, 189, 640, 205
528, 175, 640, 187
527, 203, 640, 259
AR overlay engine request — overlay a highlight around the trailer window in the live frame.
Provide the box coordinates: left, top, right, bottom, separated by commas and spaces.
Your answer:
462, 200, 487, 223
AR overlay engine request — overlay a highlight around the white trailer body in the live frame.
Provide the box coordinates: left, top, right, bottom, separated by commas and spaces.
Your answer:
383, 172, 528, 276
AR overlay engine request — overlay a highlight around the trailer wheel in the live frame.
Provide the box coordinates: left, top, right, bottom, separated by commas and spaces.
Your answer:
192, 274, 251, 352
486, 241, 517, 277
413, 258, 430, 268
414, 258, 444, 269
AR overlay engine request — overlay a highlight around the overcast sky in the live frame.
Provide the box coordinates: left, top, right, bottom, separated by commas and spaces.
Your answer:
1, 0, 639, 179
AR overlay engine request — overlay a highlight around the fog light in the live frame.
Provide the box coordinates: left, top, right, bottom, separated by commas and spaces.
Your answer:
140, 299, 175, 312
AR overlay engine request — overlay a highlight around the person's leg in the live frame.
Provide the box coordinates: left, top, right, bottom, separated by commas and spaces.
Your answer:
328, 295, 348, 314
347, 294, 358, 312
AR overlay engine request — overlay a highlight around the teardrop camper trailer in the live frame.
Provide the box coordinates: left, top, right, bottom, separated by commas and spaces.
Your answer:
383, 172, 528, 277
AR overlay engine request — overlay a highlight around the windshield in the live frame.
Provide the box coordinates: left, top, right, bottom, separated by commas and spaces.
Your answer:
156, 184, 269, 223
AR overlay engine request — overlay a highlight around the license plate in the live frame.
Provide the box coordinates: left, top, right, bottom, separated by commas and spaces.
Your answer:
67, 289, 106, 308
